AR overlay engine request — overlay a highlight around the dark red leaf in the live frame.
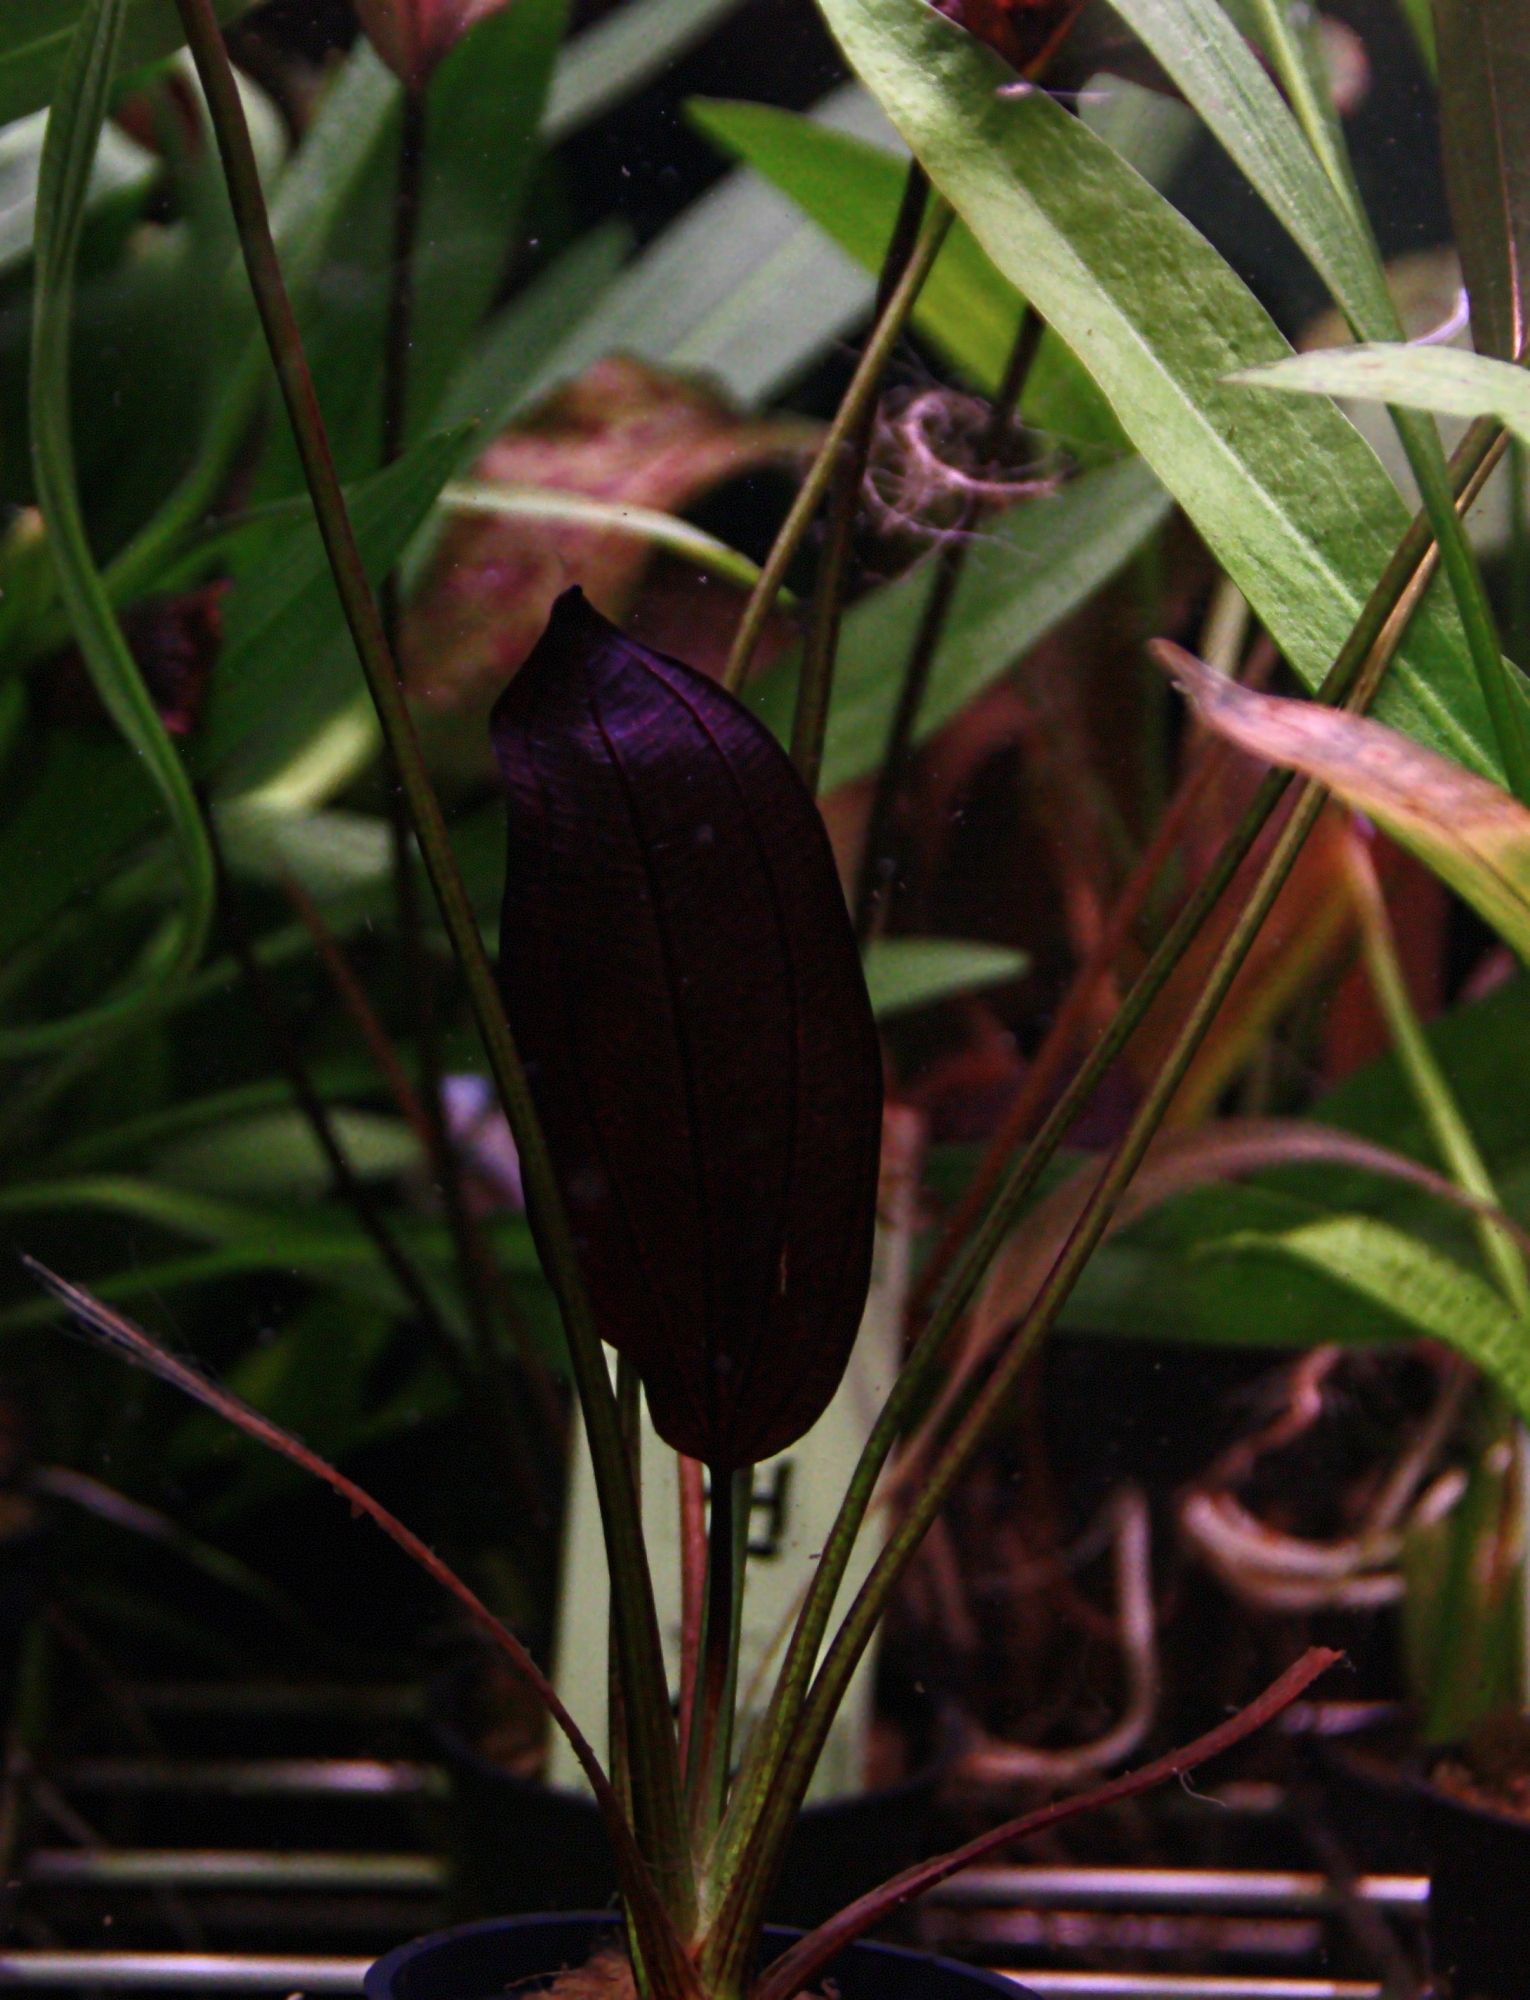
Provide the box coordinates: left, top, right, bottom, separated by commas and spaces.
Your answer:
932, 0, 1080, 75
491, 589, 883, 1471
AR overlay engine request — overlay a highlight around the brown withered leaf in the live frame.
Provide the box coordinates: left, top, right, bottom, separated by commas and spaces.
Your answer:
404, 356, 816, 714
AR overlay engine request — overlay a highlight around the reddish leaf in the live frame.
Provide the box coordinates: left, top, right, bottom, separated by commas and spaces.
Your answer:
491, 590, 883, 1470
354, 0, 510, 89
932, 0, 1078, 73
45, 584, 226, 739
405, 357, 814, 717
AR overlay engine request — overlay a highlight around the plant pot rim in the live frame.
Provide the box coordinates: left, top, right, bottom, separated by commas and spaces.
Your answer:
1328, 1736, 1530, 1835
366, 1911, 1030, 2000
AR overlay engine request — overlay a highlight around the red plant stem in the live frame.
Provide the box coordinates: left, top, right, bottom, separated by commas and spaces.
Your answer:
279, 872, 432, 1146
21, 1258, 697, 1994
677, 1455, 707, 1777
755, 1645, 1341, 2000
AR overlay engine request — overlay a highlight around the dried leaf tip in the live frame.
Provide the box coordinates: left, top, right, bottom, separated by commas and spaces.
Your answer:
490, 590, 883, 1470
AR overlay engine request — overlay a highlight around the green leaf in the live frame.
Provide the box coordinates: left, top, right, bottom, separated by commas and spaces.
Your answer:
686, 97, 1124, 449
1206, 1213, 1530, 1422
1162, 642, 1530, 963
200, 427, 466, 795
432, 220, 631, 442
21, 0, 214, 1057
544, 0, 748, 143
1233, 342, 1530, 440
520, 84, 893, 411
750, 456, 1171, 793
0, 103, 153, 277
152, 1108, 421, 1199
0, 0, 251, 128
1433, 0, 1530, 360
864, 938, 1028, 1018
813, 0, 1506, 785
1103, 0, 1398, 342
406, 0, 570, 439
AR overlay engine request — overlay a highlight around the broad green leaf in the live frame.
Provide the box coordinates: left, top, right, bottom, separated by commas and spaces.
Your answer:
1163, 642, 1530, 961
432, 221, 631, 442
1206, 1213, 1530, 1422
814, 0, 1504, 783
686, 98, 1124, 448
153, 1108, 421, 1199
215, 801, 393, 900
169, 1295, 453, 1527
750, 456, 1171, 792
201, 427, 466, 794
0, 446, 454, 972
863, 938, 1028, 1018
406, 0, 569, 439
518, 83, 891, 412
255, 0, 565, 492
1060, 1181, 1417, 1349
1433, 0, 1530, 360
0, 0, 251, 128
1234, 342, 1530, 440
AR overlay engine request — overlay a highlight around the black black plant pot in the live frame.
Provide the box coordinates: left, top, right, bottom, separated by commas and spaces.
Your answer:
1323, 1744, 1530, 2000
368, 1913, 1030, 2000
429, 1677, 941, 1930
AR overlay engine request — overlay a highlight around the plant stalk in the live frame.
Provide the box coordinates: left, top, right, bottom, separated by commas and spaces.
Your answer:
707, 413, 1507, 1974
790, 161, 930, 793
722, 196, 954, 700
170, 0, 692, 1930
853, 305, 1043, 943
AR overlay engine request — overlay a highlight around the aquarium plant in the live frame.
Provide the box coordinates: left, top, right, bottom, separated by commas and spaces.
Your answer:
19, 0, 1530, 1977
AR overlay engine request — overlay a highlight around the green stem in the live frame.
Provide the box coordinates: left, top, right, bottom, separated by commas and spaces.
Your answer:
170, 0, 693, 1934
1512, 439, 1530, 670
852, 305, 1043, 942
722, 196, 954, 700
706, 410, 1508, 1977
791, 162, 930, 793
1346, 840, 1530, 1317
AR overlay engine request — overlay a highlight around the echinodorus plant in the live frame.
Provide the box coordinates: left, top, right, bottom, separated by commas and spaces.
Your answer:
490, 588, 884, 1474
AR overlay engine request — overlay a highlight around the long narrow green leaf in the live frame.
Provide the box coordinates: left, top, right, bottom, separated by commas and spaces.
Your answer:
1235, 343, 1530, 439
20, 0, 215, 1059
863, 938, 1028, 1018
687, 98, 1124, 447
1051, 0, 1399, 342
814, 0, 1506, 784
1208, 1214, 1530, 1421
